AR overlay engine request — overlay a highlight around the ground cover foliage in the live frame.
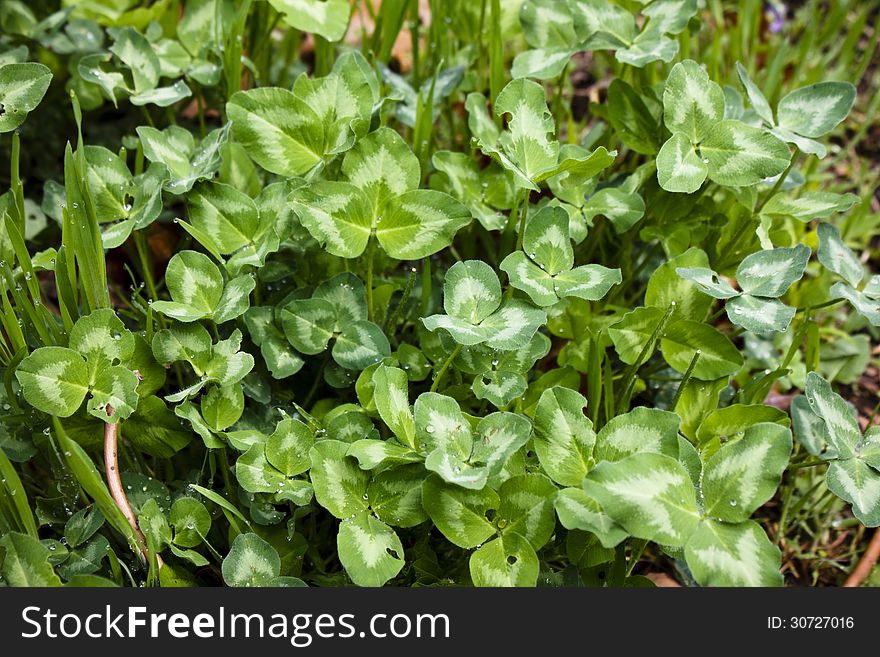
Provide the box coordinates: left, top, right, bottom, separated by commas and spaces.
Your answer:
0, 0, 879, 588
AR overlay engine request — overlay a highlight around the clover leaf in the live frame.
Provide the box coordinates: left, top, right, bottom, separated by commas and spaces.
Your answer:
677, 244, 810, 333
150, 250, 254, 324
657, 60, 791, 193
423, 260, 547, 350
500, 205, 622, 306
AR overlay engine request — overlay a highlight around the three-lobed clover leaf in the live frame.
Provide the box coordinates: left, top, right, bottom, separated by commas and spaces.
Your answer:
458, 332, 551, 408
657, 60, 791, 193
500, 205, 622, 306
470, 79, 616, 191
423, 260, 547, 350
583, 422, 791, 586
150, 250, 255, 324
280, 272, 391, 370
804, 372, 880, 526
137, 122, 229, 195
512, 0, 698, 79
15, 309, 140, 423
290, 127, 472, 260
736, 62, 856, 158
677, 244, 811, 333
816, 222, 879, 326
309, 440, 406, 586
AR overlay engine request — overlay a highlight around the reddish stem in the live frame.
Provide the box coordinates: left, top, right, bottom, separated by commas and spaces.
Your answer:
104, 415, 162, 568
843, 528, 880, 587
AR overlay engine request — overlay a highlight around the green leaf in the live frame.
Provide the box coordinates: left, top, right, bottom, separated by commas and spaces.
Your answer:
701, 121, 791, 187
440, 259, 501, 323
68, 308, 135, 378
583, 187, 646, 233
15, 347, 89, 417
227, 87, 324, 177
123, 396, 193, 457
289, 181, 371, 258
684, 520, 783, 586
696, 404, 790, 444
110, 27, 160, 94
657, 132, 707, 193
470, 532, 539, 587
660, 319, 743, 379
204, 330, 254, 386
595, 407, 681, 463
523, 205, 572, 275
494, 78, 558, 181
470, 412, 532, 477
151, 323, 212, 371
574, 0, 636, 49
583, 453, 700, 547
422, 473, 499, 548
511, 47, 574, 80
0, 62, 52, 133
309, 440, 370, 519
414, 392, 472, 456
293, 51, 377, 153
222, 533, 281, 587
186, 182, 259, 255
554, 487, 627, 548
553, 265, 622, 302
498, 473, 557, 549
236, 445, 286, 494
726, 295, 796, 334
676, 267, 739, 299
337, 513, 404, 587
736, 244, 811, 297
519, 0, 577, 49
151, 251, 223, 321
202, 384, 244, 432
170, 498, 211, 548
533, 387, 595, 486
776, 81, 856, 138
313, 272, 368, 328
734, 62, 774, 126
213, 274, 255, 324
342, 127, 419, 217
88, 365, 140, 423
332, 321, 391, 370
606, 79, 660, 155
348, 440, 421, 470
646, 247, 714, 321
826, 459, 880, 527
608, 306, 664, 364
761, 192, 859, 221
268, 0, 352, 42
130, 80, 192, 107
265, 417, 314, 477
367, 464, 428, 528
372, 365, 415, 449
663, 60, 724, 143
280, 298, 336, 355
701, 423, 792, 522
804, 372, 860, 458
817, 223, 863, 288
832, 282, 880, 326
0, 532, 62, 586
376, 189, 472, 260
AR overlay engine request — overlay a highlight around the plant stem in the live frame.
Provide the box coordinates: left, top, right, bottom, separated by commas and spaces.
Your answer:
670, 350, 701, 411
366, 239, 375, 322
843, 529, 880, 587
104, 416, 160, 567
431, 344, 462, 392
755, 146, 800, 213
795, 298, 843, 313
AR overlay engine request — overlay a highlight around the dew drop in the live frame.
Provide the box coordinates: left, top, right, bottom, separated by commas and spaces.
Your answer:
426, 425, 435, 433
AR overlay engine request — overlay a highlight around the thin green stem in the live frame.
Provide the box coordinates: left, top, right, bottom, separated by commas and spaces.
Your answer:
366, 239, 375, 322
670, 350, 701, 411
755, 147, 800, 213
431, 344, 462, 393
